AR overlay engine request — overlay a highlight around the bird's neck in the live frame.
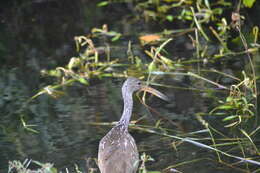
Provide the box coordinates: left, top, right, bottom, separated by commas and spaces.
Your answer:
118, 91, 133, 129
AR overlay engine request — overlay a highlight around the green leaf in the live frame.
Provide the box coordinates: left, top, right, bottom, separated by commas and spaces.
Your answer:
50, 167, 58, 173
148, 61, 157, 72
243, 0, 256, 8
68, 57, 80, 70
212, 8, 223, 15
213, 112, 227, 116
166, 15, 174, 22
78, 77, 89, 85
226, 96, 233, 102
222, 115, 238, 121
97, 1, 109, 7
217, 105, 234, 110
111, 34, 121, 42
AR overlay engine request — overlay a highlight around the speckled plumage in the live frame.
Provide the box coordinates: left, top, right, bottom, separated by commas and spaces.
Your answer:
98, 124, 139, 173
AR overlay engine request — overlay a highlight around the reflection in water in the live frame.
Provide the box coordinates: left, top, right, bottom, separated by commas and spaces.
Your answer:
0, 76, 120, 171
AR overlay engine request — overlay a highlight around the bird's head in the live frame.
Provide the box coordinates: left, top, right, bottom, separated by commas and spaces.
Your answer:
122, 77, 169, 101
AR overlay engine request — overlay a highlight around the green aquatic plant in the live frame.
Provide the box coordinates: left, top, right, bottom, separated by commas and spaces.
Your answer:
91, 24, 122, 42
34, 35, 124, 99
210, 71, 255, 127
138, 153, 160, 173
8, 159, 85, 173
8, 159, 57, 173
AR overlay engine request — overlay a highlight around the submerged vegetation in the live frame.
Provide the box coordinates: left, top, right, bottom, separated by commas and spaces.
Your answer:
2, 0, 260, 172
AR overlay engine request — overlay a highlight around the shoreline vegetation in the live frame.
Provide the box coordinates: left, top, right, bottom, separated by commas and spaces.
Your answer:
3, 0, 260, 172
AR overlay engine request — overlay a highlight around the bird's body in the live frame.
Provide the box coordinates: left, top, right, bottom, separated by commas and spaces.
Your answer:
98, 77, 168, 173
98, 124, 139, 173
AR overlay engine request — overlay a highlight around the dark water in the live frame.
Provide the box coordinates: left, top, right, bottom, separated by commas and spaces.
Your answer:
0, 1, 258, 173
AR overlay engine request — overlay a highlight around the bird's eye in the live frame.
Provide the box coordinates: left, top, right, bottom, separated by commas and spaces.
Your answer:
137, 82, 141, 85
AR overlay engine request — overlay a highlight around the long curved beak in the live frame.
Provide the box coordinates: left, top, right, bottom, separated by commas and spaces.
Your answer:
140, 85, 170, 101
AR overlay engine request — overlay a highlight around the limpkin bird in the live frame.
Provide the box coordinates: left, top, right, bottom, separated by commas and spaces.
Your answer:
98, 77, 169, 173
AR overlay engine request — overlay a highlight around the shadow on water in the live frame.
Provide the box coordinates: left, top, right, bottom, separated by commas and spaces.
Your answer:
0, 0, 259, 173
